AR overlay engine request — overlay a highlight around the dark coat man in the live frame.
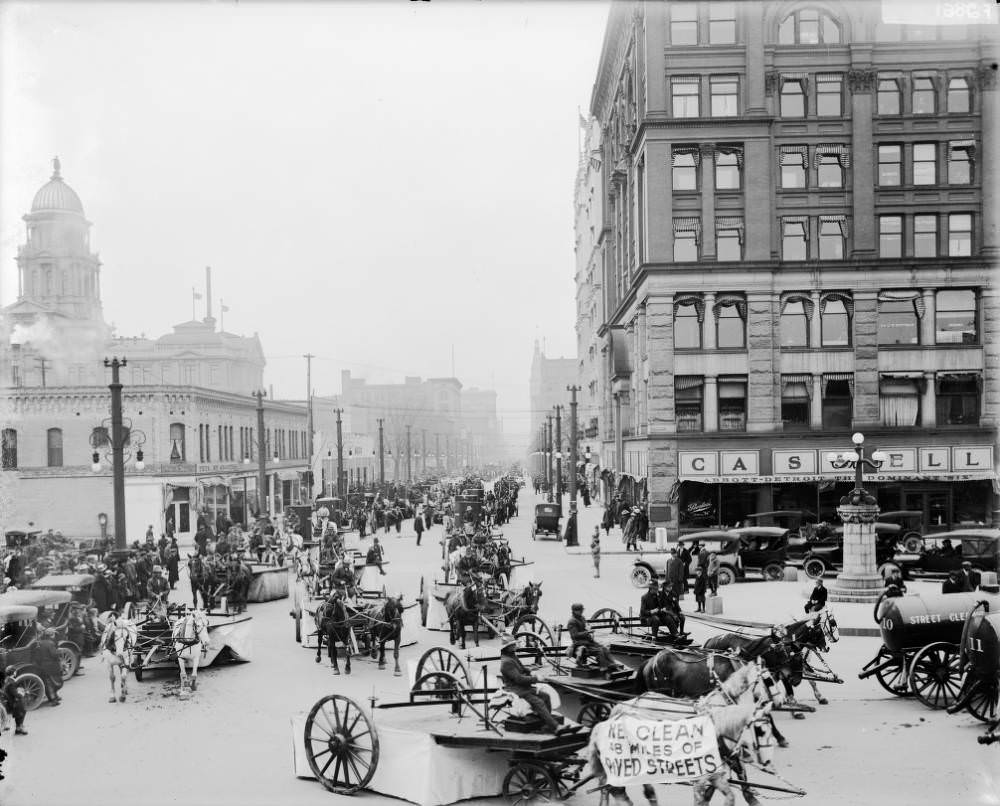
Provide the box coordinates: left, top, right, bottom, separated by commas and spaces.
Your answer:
663, 551, 686, 596
566, 605, 616, 670
31, 630, 63, 704
805, 579, 828, 613
498, 639, 562, 734
414, 513, 424, 546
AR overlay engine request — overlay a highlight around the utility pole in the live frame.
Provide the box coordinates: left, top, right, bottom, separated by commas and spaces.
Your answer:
422, 429, 427, 475
555, 405, 563, 509
435, 433, 440, 472
378, 418, 385, 487
35, 358, 50, 388
254, 390, 267, 517
304, 353, 314, 499
406, 424, 412, 483
545, 413, 553, 503
566, 385, 580, 546
335, 408, 344, 499
105, 357, 127, 549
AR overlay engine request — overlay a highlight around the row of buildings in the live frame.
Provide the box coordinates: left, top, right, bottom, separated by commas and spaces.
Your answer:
0, 162, 501, 542
534, 0, 999, 537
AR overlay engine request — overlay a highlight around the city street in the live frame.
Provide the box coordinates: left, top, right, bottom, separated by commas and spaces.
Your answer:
1, 490, 996, 806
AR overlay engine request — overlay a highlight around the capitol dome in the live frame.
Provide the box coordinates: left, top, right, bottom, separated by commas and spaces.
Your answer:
30, 157, 84, 214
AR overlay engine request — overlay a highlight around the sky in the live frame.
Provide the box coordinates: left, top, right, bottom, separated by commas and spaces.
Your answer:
0, 0, 609, 441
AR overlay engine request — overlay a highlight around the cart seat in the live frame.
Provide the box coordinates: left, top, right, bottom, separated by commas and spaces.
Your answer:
503, 712, 565, 734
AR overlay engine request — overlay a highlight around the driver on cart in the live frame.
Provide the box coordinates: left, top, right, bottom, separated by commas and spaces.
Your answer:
566, 604, 621, 672
658, 582, 689, 640
640, 582, 670, 639
330, 558, 358, 601
498, 634, 580, 736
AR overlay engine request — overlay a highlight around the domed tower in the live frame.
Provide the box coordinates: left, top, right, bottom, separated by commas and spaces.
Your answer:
15, 157, 104, 323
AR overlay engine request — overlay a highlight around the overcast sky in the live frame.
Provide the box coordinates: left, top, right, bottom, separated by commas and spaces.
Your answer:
0, 0, 608, 438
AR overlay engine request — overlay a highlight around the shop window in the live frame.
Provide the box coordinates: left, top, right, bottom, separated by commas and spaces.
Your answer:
816, 74, 842, 117
715, 218, 743, 261
948, 142, 973, 185
673, 218, 700, 261
780, 298, 810, 347
2, 429, 17, 470
675, 377, 703, 432
877, 78, 901, 115
879, 216, 902, 258
780, 148, 807, 188
46, 428, 63, 468
778, 8, 840, 44
781, 376, 811, 429
948, 213, 972, 256
780, 80, 806, 118
674, 299, 702, 348
670, 2, 698, 45
914, 215, 938, 257
672, 148, 698, 190
782, 219, 808, 261
935, 289, 977, 344
878, 145, 902, 186
718, 378, 747, 431
936, 374, 980, 425
878, 292, 921, 345
715, 147, 742, 190
912, 76, 936, 114
913, 143, 937, 186
821, 376, 853, 429
715, 299, 746, 348
819, 217, 846, 260
947, 77, 970, 113
709, 2, 737, 44
821, 296, 851, 346
711, 76, 738, 117
880, 376, 921, 427
672, 77, 700, 118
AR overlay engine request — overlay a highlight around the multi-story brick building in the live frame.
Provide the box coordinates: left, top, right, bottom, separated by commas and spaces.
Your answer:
528, 341, 578, 478
584, 1, 998, 537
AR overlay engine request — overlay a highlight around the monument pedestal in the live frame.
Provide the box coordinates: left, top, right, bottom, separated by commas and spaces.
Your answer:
828, 502, 885, 604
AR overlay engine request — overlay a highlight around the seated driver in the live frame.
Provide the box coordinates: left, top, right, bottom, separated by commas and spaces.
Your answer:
640, 582, 670, 639
498, 634, 578, 735
330, 558, 358, 600
658, 582, 688, 637
566, 603, 621, 671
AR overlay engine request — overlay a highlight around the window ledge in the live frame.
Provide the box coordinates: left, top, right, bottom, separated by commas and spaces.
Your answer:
880, 343, 981, 350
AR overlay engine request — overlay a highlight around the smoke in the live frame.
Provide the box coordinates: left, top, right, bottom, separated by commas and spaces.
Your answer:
9, 317, 107, 369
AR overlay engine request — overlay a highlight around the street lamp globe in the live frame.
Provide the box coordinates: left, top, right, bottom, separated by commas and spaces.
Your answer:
852, 432, 865, 446
135, 450, 145, 471
871, 450, 888, 463
91, 452, 101, 473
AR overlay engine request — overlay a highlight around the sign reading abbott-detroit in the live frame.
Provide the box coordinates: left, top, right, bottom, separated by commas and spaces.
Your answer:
594, 714, 722, 786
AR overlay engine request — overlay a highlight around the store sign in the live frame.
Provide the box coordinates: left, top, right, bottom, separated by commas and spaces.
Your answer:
773, 450, 818, 475
679, 451, 759, 477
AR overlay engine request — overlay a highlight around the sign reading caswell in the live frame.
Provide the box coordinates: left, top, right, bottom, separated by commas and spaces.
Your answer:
678, 446, 995, 483
593, 713, 722, 786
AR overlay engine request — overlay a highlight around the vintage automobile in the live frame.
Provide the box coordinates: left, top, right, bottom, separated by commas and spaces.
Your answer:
744, 510, 817, 537
630, 532, 744, 588
877, 510, 925, 553
0, 604, 51, 709
30, 573, 96, 605
530, 502, 562, 541
883, 528, 1000, 580
0, 588, 85, 679
800, 523, 902, 579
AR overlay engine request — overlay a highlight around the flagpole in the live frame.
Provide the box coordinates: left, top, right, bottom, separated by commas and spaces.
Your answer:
192, 287, 196, 320
220, 298, 224, 332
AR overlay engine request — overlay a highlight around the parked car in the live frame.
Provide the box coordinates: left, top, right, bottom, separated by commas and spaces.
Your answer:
743, 510, 817, 537
876, 510, 925, 552
800, 523, 902, 579
883, 528, 1000, 580
631, 531, 756, 588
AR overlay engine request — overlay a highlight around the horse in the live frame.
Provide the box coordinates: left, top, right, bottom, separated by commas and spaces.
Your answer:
187, 554, 217, 611
782, 610, 841, 705
225, 560, 253, 614
314, 596, 364, 674
172, 608, 210, 696
445, 545, 468, 584
100, 617, 137, 704
637, 646, 746, 698
444, 578, 487, 649
356, 595, 404, 675
499, 581, 542, 627
702, 630, 799, 694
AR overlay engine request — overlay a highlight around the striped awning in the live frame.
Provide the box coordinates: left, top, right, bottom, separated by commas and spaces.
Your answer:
815, 144, 851, 168
673, 218, 701, 235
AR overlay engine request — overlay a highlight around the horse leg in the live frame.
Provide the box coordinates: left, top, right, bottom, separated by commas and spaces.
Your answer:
120, 662, 128, 702
329, 631, 340, 675
377, 633, 387, 670
108, 658, 118, 703
343, 632, 351, 675
809, 679, 828, 704
769, 714, 788, 748
190, 652, 199, 691
392, 634, 401, 676
315, 629, 323, 664
473, 616, 480, 648
641, 784, 658, 806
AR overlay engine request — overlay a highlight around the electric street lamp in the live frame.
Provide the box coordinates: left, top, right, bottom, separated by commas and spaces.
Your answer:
824, 432, 888, 506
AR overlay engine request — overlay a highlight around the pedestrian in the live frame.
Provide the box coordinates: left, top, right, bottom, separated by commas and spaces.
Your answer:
804, 578, 827, 613
31, 628, 63, 706
0, 667, 28, 735
601, 505, 614, 538
414, 510, 424, 546
693, 566, 708, 612
590, 528, 601, 579
366, 537, 387, 576
678, 542, 692, 593
707, 552, 720, 596
663, 547, 685, 598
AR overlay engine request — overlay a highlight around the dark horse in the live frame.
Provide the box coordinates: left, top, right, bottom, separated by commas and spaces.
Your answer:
315, 595, 405, 675
187, 555, 218, 611
444, 579, 487, 649
314, 596, 364, 674
225, 560, 253, 614
781, 611, 841, 704
500, 581, 542, 628
637, 646, 745, 697
358, 596, 404, 675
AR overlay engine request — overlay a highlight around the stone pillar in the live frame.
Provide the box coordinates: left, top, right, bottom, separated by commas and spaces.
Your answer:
704, 376, 718, 433
747, 293, 776, 432
828, 502, 884, 603
848, 68, 876, 257
921, 371, 936, 428
921, 288, 936, 345
744, 8, 766, 115
700, 145, 716, 260
646, 293, 676, 434
744, 138, 772, 261
645, 142, 673, 262
810, 374, 824, 429
809, 291, 822, 348
853, 291, 879, 425
978, 61, 998, 255
703, 292, 717, 351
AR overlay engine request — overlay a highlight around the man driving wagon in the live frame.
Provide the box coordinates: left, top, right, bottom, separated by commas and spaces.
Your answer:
566, 603, 621, 672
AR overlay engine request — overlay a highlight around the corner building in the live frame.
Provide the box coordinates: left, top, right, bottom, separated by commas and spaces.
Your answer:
588, 1, 999, 537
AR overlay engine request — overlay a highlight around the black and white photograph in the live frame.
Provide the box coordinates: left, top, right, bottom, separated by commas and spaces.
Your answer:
0, 1, 997, 804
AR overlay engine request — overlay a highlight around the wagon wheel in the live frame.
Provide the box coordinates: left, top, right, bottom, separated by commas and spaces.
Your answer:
966, 679, 1000, 723
589, 608, 623, 632
630, 564, 653, 589
872, 646, 911, 697
14, 672, 45, 711
577, 701, 611, 728
503, 760, 561, 805
415, 646, 472, 686
512, 614, 554, 646
57, 644, 81, 680
413, 670, 467, 709
908, 642, 962, 709
304, 694, 380, 795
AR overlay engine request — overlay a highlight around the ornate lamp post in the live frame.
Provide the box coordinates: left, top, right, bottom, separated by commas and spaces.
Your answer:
824, 432, 888, 603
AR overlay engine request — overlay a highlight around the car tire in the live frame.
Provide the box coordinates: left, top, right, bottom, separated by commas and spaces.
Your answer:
717, 566, 737, 586
902, 533, 923, 554
803, 557, 826, 580
763, 563, 784, 581
631, 564, 653, 589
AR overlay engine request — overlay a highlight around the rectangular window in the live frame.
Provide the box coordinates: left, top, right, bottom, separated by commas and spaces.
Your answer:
715, 148, 741, 190
675, 377, 703, 432
781, 377, 811, 430
877, 78, 901, 115
672, 77, 700, 118
780, 79, 806, 118
878, 294, 920, 345
673, 218, 700, 262
879, 216, 902, 258
670, 2, 698, 45
819, 217, 846, 260
912, 143, 936, 186
817, 154, 843, 188
948, 77, 970, 113
936, 289, 977, 344
47, 428, 63, 468
1, 429, 16, 470
782, 219, 808, 261
816, 74, 842, 117
878, 145, 902, 186
880, 377, 921, 427
948, 213, 972, 256
822, 377, 853, 429
936, 374, 980, 425
780, 149, 807, 189
710, 76, 738, 117
914, 215, 937, 257
716, 219, 743, 261
718, 378, 747, 431
672, 148, 698, 191
912, 76, 936, 114
709, 2, 737, 43
948, 143, 973, 185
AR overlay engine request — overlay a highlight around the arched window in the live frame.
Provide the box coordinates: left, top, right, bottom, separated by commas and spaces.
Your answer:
2, 429, 17, 469
821, 296, 852, 347
46, 428, 63, 467
674, 299, 703, 349
715, 299, 746, 349
170, 422, 186, 463
778, 8, 841, 45
780, 298, 811, 347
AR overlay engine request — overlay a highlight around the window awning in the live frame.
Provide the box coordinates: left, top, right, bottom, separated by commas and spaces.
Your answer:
815, 144, 851, 167
782, 381, 810, 399
675, 376, 703, 391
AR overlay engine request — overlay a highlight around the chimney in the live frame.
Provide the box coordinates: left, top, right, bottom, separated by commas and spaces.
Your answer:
204, 266, 216, 330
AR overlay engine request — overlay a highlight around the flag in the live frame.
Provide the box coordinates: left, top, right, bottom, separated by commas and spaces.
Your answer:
221, 304, 230, 313
192, 288, 203, 300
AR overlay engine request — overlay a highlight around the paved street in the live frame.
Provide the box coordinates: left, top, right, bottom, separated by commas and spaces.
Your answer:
2, 490, 996, 806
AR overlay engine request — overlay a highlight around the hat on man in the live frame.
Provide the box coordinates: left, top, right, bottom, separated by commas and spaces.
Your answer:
648, 582, 659, 590
962, 561, 972, 568
571, 603, 585, 612
152, 565, 163, 574
499, 633, 517, 649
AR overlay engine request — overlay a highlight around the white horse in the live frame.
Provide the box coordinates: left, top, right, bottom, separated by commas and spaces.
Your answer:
446, 545, 467, 582
172, 609, 210, 697
100, 616, 138, 704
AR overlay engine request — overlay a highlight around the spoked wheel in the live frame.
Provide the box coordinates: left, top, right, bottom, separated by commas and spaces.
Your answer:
908, 642, 962, 709
14, 672, 46, 711
872, 646, 912, 697
577, 701, 611, 728
304, 694, 380, 795
966, 679, 1000, 723
630, 564, 653, 589
763, 563, 784, 581
512, 614, 553, 646
57, 645, 81, 680
503, 760, 560, 806
415, 646, 472, 686
589, 608, 623, 631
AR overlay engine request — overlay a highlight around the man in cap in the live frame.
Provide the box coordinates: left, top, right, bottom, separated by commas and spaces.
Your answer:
366, 537, 387, 576
658, 582, 688, 640
331, 557, 358, 600
663, 546, 686, 598
566, 604, 620, 671
147, 565, 170, 607
959, 560, 980, 592
498, 634, 577, 735
640, 582, 669, 639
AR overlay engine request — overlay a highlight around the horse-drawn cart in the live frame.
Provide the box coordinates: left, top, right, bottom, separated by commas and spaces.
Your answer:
129, 608, 253, 681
